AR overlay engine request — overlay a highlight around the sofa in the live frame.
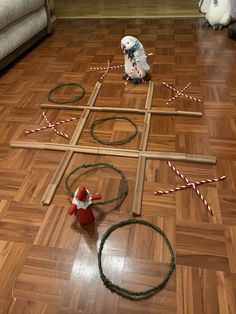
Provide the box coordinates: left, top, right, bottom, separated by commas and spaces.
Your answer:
0, 0, 52, 71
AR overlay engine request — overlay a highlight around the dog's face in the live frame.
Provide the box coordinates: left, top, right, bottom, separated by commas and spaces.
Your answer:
121, 36, 137, 51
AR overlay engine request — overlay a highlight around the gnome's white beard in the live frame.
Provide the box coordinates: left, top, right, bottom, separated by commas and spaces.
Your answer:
72, 188, 92, 209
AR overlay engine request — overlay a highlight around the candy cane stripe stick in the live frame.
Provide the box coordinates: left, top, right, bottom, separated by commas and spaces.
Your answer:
125, 52, 153, 85
24, 117, 78, 135
43, 112, 69, 139
181, 93, 202, 103
167, 161, 189, 182
89, 64, 124, 71
163, 82, 191, 105
125, 67, 134, 85
130, 59, 145, 83
154, 176, 226, 195
166, 161, 220, 215
123, 49, 145, 84
89, 62, 124, 80
100, 60, 110, 80
166, 84, 190, 105
192, 183, 212, 214
163, 82, 202, 104
163, 82, 190, 94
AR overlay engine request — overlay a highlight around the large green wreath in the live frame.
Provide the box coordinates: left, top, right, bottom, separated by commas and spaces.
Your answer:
48, 82, 85, 104
90, 116, 138, 145
65, 162, 128, 207
98, 219, 175, 299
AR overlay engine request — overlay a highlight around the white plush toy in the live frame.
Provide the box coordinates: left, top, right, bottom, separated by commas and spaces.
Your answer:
121, 36, 150, 84
199, 0, 211, 13
200, 0, 232, 29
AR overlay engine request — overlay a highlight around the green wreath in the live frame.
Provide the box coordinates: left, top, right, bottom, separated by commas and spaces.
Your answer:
98, 219, 175, 300
65, 162, 128, 207
47, 82, 85, 104
90, 116, 138, 145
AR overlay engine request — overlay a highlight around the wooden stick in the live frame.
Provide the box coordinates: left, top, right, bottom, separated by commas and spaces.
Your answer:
10, 140, 216, 164
145, 81, 154, 110
141, 151, 216, 164
134, 82, 151, 215
133, 156, 146, 216
41, 81, 101, 205
10, 140, 139, 157
150, 110, 202, 117
41, 150, 73, 204
40, 104, 202, 117
70, 115, 87, 145
86, 81, 102, 108
97, 147, 139, 158
140, 81, 154, 151
140, 119, 151, 151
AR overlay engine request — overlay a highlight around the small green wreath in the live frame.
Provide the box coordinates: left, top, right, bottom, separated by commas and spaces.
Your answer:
90, 116, 138, 145
47, 82, 85, 104
98, 219, 175, 300
65, 162, 128, 207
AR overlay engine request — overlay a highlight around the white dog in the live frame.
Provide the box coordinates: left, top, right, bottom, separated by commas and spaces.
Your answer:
121, 36, 150, 84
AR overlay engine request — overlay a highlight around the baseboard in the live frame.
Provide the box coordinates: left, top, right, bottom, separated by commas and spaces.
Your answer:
56, 14, 203, 19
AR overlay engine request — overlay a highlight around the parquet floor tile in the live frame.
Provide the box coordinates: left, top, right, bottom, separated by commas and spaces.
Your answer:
176, 222, 229, 271
176, 266, 236, 314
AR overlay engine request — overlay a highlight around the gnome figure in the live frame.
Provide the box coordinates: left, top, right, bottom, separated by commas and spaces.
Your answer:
121, 35, 150, 84
68, 186, 102, 225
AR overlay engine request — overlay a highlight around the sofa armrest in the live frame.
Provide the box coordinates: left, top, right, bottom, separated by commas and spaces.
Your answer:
44, 0, 53, 33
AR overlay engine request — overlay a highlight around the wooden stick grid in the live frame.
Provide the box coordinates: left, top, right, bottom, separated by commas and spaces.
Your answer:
41, 81, 101, 205
10, 140, 216, 163
10, 81, 216, 216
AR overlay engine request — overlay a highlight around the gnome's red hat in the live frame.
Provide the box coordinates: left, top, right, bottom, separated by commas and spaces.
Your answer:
75, 186, 88, 202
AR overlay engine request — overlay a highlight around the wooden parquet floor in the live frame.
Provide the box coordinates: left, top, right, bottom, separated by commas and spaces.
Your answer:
0, 18, 236, 314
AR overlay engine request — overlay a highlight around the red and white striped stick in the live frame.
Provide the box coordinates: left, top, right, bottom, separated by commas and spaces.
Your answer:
166, 161, 217, 215
24, 117, 78, 135
124, 51, 145, 84
100, 60, 110, 80
163, 82, 202, 104
42, 112, 69, 139
164, 83, 190, 105
163, 82, 189, 94
154, 176, 226, 195
181, 93, 202, 103
89, 64, 124, 71
90, 53, 153, 84
89, 62, 124, 81
126, 53, 153, 85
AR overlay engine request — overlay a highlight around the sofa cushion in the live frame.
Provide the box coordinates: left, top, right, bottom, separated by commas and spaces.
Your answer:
0, 0, 45, 30
0, 7, 47, 59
